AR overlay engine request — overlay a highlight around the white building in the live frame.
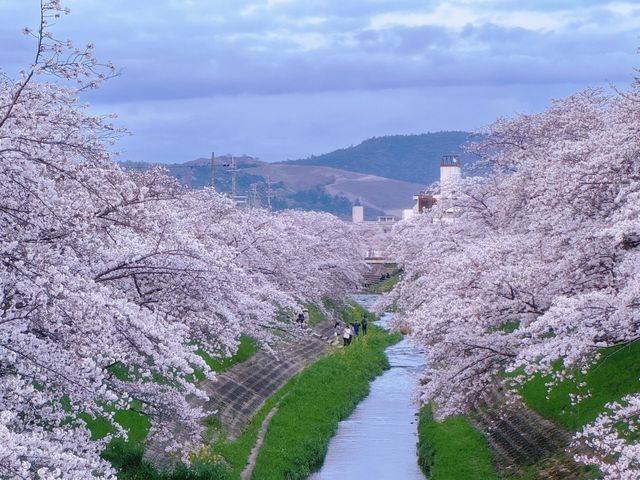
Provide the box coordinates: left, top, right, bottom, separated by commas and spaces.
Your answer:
412, 155, 462, 214
439, 155, 462, 197
351, 205, 364, 223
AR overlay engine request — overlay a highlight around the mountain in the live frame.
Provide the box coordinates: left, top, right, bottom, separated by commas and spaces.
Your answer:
120, 133, 477, 219
283, 131, 476, 185
120, 158, 424, 219
244, 163, 425, 218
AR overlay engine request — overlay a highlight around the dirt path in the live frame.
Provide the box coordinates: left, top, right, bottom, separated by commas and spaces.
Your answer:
240, 401, 281, 480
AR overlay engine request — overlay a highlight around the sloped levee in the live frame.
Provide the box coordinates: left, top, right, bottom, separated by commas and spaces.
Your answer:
311, 295, 426, 480
472, 390, 592, 479
144, 321, 335, 467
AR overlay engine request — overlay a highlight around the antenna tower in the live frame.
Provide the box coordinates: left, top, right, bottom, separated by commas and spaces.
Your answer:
266, 176, 273, 210
249, 183, 260, 208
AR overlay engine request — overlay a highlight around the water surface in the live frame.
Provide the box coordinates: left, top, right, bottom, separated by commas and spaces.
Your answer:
310, 295, 426, 480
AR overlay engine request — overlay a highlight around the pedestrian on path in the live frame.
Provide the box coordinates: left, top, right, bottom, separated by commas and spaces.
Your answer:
343, 325, 351, 346
361, 314, 368, 335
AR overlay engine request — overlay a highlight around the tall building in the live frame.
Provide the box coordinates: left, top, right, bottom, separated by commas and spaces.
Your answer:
439, 155, 462, 196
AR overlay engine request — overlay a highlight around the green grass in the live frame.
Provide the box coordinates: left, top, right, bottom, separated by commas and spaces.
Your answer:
193, 336, 259, 381
519, 341, 640, 431
205, 379, 296, 478
250, 326, 402, 479
368, 273, 401, 293
417, 407, 498, 480
96, 300, 380, 480
87, 336, 258, 479
305, 303, 327, 326
340, 300, 374, 324
103, 441, 230, 480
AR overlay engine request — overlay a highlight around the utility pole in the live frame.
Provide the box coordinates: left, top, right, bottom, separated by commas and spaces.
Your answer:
249, 183, 260, 208
230, 156, 237, 199
210, 151, 215, 190
266, 175, 273, 211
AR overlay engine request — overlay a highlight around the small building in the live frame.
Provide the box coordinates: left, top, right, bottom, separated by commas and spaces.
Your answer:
352, 205, 364, 223
413, 193, 437, 213
402, 208, 414, 220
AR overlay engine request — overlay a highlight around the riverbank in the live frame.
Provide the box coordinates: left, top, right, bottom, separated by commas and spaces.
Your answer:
415, 341, 640, 479
249, 325, 401, 479
417, 407, 497, 480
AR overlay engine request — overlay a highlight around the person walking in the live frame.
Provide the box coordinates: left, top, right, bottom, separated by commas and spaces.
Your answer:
361, 314, 368, 335
296, 312, 304, 328
343, 325, 351, 347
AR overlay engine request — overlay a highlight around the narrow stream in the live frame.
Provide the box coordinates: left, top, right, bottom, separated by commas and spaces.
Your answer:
310, 294, 426, 480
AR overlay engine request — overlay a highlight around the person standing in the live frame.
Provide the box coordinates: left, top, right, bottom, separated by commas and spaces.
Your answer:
361, 314, 368, 335
352, 320, 360, 337
343, 325, 351, 346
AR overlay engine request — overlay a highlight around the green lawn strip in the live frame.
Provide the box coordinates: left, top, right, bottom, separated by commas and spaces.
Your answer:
368, 272, 401, 293
519, 341, 640, 432
93, 299, 349, 478
417, 406, 498, 480
250, 326, 401, 479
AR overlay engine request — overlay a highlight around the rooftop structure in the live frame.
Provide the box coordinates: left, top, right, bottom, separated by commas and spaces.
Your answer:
440, 155, 462, 196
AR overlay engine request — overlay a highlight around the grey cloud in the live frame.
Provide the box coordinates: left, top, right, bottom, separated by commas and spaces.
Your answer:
2, 0, 639, 164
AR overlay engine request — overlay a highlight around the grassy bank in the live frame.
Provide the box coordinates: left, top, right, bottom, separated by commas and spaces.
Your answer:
520, 341, 640, 432
417, 407, 498, 480
414, 342, 640, 480
89, 335, 259, 479
368, 272, 401, 293
248, 326, 401, 479
98, 299, 393, 479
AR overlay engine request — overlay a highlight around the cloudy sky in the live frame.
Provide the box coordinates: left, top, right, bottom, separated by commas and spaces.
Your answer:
2, 0, 639, 163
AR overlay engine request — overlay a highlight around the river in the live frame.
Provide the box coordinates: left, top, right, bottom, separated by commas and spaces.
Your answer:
310, 294, 426, 480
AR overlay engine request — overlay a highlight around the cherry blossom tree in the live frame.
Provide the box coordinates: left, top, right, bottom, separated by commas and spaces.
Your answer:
1, 3, 365, 478
383, 85, 640, 477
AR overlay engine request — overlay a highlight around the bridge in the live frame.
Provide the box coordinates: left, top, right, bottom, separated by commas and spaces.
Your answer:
364, 250, 394, 265
364, 255, 394, 265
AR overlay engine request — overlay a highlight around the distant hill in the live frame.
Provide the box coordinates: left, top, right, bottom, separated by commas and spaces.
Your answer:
120, 133, 477, 219
244, 163, 425, 218
283, 131, 477, 185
